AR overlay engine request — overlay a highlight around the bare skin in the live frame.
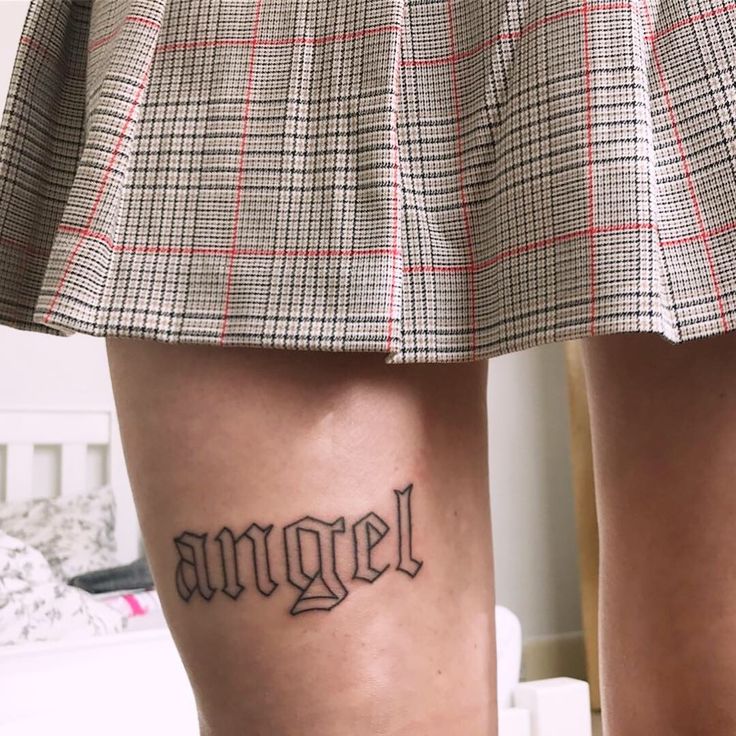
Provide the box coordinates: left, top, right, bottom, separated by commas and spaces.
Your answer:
105, 338, 498, 736
580, 331, 736, 734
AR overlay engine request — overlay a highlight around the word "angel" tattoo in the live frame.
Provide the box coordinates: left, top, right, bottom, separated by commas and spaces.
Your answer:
173, 483, 423, 615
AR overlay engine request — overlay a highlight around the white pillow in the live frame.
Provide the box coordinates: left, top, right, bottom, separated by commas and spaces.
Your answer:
0, 530, 127, 646
0, 484, 119, 580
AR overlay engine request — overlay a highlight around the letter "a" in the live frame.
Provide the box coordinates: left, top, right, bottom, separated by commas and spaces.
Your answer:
174, 531, 216, 601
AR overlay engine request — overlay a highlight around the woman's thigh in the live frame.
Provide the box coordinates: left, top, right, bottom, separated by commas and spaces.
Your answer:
105, 338, 497, 736
580, 330, 736, 732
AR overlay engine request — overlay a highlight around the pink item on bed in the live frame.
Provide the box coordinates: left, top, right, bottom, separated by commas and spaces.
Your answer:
98, 590, 161, 618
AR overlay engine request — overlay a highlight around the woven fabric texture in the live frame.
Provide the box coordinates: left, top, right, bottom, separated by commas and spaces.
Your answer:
0, 0, 735, 363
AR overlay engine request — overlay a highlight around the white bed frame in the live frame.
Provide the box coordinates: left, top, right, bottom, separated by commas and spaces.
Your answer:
0, 406, 141, 562
0, 406, 200, 736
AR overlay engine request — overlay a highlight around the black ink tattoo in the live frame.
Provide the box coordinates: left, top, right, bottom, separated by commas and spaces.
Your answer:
352, 512, 390, 583
283, 516, 348, 615
244, 523, 278, 596
172, 483, 422, 615
395, 484, 423, 578
215, 526, 247, 600
174, 531, 216, 602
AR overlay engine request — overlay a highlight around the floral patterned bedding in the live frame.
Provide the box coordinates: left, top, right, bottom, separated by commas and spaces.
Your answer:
0, 484, 119, 580
0, 485, 128, 646
0, 530, 127, 646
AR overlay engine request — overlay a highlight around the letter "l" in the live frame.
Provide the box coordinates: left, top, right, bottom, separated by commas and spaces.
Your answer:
395, 484, 423, 578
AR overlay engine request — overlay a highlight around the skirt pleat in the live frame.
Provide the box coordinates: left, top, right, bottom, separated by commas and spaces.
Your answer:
1, 0, 735, 363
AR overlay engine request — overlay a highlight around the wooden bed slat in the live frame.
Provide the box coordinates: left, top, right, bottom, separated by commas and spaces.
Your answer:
5, 442, 34, 502
0, 407, 140, 562
60, 443, 87, 496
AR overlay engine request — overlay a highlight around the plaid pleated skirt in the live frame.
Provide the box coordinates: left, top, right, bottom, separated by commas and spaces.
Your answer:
0, 0, 735, 364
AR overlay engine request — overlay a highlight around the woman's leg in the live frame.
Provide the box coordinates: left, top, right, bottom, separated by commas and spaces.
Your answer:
580, 331, 736, 734
105, 338, 497, 736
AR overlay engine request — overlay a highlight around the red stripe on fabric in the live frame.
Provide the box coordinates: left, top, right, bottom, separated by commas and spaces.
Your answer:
386, 17, 404, 353
17, 35, 85, 83
401, 3, 631, 67
21, 13, 159, 78
19, 35, 48, 56
641, 0, 730, 331
54, 225, 397, 258
401, 2, 736, 67
89, 15, 162, 52
446, 0, 478, 358
219, 0, 265, 345
155, 24, 401, 54
254, 25, 402, 46
647, 2, 736, 42
1, 235, 36, 253
581, 0, 597, 335
25, 2, 734, 67
31, 215, 734, 267
41, 49, 158, 323
405, 222, 657, 274
669, 219, 736, 243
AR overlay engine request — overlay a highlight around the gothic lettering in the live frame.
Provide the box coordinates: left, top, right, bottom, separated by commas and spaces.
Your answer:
174, 530, 216, 602
244, 523, 278, 596
283, 516, 348, 615
172, 484, 423, 614
352, 512, 390, 583
395, 483, 423, 578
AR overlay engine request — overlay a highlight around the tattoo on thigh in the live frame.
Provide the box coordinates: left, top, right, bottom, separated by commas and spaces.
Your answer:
173, 483, 423, 615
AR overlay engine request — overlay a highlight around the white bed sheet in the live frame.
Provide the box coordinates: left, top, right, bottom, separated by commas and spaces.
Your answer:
0, 604, 522, 735
0, 610, 199, 736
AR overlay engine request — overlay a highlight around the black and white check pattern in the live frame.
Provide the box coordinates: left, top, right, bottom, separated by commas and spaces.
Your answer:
1, 0, 735, 363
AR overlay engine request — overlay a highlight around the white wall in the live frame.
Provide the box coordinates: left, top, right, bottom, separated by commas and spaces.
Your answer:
0, 1, 582, 642
489, 343, 582, 638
